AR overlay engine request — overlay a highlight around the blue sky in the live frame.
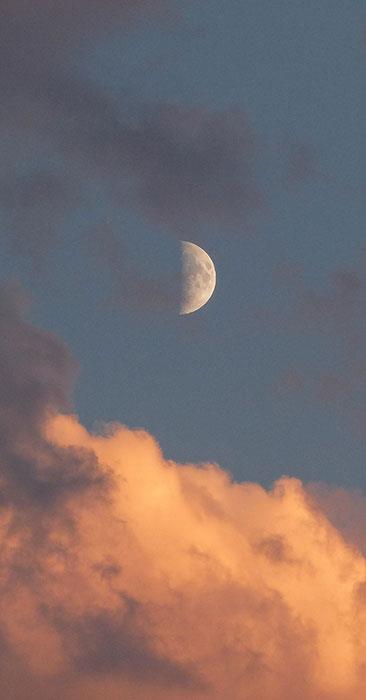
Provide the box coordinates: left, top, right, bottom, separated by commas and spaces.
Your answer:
1, 0, 365, 488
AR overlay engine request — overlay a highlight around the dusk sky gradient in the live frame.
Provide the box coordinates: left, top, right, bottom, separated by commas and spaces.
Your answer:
0, 2, 365, 699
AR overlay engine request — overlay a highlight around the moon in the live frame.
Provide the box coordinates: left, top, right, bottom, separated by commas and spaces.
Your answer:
180, 241, 216, 315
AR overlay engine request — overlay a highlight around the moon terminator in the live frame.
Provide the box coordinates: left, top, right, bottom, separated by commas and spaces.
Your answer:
180, 241, 216, 315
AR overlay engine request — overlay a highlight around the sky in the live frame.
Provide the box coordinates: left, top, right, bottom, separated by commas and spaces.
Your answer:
0, 2, 365, 699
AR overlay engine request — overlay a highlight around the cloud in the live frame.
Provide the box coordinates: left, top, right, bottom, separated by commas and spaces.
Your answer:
285, 142, 319, 186
266, 257, 366, 426
1, 1, 168, 37
0, 284, 104, 506
0, 168, 80, 264
123, 104, 262, 232
92, 226, 181, 311
283, 140, 338, 189
0, 3, 263, 274
307, 482, 366, 556
1, 284, 366, 699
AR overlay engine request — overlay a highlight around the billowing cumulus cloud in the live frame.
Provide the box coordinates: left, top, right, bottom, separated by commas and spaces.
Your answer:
1, 285, 366, 699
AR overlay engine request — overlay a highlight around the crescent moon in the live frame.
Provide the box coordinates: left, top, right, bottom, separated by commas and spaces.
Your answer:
180, 241, 216, 315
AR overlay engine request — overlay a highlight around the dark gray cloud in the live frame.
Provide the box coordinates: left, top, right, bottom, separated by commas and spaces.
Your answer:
267, 257, 366, 426
92, 225, 181, 311
306, 482, 366, 556
0, 0, 168, 38
0, 1, 263, 275
285, 142, 319, 185
49, 604, 203, 690
0, 168, 80, 262
277, 261, 366, 358
123, 104, 262, 232
0, 283, 74, 429
0, 284, 105, 505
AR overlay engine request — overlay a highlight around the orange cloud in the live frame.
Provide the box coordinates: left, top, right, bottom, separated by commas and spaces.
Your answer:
1, 409, 366, 699
0, 284, 365, 699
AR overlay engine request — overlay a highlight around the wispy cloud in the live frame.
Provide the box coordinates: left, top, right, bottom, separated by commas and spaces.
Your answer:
0, 3, 263, 273
265, 256, 366, 426
92, 225, 181, 311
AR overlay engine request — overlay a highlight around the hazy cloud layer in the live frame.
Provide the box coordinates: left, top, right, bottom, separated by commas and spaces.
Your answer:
92, 226, 181, 311
0, 2, 262, 269
266, 257, 366, 426
285, 142, 319, 186
1, 285, 366, 699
